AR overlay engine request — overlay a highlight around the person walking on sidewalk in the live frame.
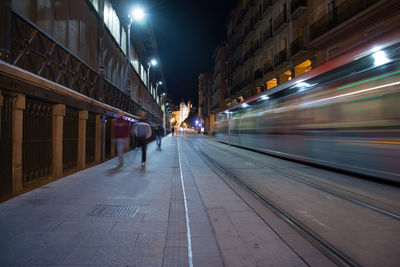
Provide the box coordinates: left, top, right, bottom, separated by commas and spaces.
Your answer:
132, 111, 152, 167
155, 124, 164, 149
113, 110, 131, 167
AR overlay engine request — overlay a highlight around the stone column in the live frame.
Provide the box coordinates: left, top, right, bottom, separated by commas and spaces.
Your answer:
110, 118, 116, 157
77, 110, 88, 169
52, 104, 65, 179
12, 94, 25, 193
95, 114, 101, 163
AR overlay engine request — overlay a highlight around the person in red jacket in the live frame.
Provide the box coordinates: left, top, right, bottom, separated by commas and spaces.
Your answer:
113, 110, 131, 167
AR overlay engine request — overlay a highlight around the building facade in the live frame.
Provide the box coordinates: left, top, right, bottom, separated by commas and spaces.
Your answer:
198, 73, 213, 133
0, 0, 167, 197
223, 0, 400, 107
208, 43, 228, 134
171, 101, 191, 129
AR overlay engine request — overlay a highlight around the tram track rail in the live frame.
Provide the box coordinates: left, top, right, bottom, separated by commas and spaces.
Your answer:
202, 139, 400, 221
186, 138, 358, 267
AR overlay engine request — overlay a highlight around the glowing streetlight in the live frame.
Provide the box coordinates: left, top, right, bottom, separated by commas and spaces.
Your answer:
130, 7, 145, 22
147, 58, 158, 89
127, 7, 146, 61
126, 7, 146, 90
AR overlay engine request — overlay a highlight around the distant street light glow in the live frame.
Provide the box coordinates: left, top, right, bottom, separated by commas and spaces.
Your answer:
151, 59, 157, 66
130, 7, 145, 22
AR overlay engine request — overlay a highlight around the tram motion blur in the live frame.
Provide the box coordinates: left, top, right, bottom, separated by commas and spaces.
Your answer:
215, 28, 400, 182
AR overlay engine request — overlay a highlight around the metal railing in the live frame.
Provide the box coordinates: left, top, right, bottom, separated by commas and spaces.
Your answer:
63, 108, 79, 172
86, 112, 96, 164
274, 11, 288, 32
310, 0, 379, 41
0, 93, 13, 195
9, 11, 158, 122
254, 69, 263, 80
291, 37, 306, 56
290, 0, 307, 15
263, 0, 273, 12
263, 62, 273, 74
263, 29, 272, 43
22, 98, 52, 184
274, 50, 287, 66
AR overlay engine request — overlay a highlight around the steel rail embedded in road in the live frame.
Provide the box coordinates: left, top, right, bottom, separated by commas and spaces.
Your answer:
205, 139, 400, 221
187, 139, 358, 267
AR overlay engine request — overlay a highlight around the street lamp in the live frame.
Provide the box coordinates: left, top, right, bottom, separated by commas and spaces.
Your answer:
126, 7, 145, 91
127, 7, 145, 63
147, 59, 157, 88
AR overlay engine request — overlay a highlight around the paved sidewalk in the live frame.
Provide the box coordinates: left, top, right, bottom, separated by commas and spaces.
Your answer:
0, 135, 328, 266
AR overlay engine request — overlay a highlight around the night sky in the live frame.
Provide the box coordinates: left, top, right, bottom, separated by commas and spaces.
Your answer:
147, 0, 238, 107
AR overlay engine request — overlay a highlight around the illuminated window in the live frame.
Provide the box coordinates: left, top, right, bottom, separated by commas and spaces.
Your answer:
294, 60, 311, 77
267, 78, 277, 90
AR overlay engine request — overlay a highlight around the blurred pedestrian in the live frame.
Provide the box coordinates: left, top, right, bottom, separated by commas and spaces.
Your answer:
171, 127, 175, 136
112, 110, 130, 167
132, 111, 152, 167
155, 124, 164, 148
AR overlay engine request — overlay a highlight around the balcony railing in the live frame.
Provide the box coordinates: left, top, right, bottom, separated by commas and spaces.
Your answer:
263, 0, 273, 13
244, 48, 254, 63
274, 11, 288, 32
7, 9, 159, 121
254, 69, 263, 81
290, 0, 307, 16
274, 50, 287, 66
243, 76, 252, 87
291, 37, 306, 56
310, 0, 379, 41
263, 62, 273, 74
263, 29, 272, 43
253, 40, 261, 54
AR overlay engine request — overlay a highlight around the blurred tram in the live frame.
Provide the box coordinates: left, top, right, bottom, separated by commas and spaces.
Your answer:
215, 26, 400, 182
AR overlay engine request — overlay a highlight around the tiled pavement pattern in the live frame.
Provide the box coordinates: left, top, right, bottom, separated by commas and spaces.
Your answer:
162, 164, 189, 266
0, 135, 328, 266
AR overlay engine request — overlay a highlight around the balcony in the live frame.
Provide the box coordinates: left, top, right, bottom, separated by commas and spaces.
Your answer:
290, 0, 307, 20
310, 0, 379, 41
263, 0, 273, 14
290, 37, 307, 57
244, 48, 254, 64
263, 62, 273, 74
274, 50, 287, 67
251, 13, 260, 30
263, 29, 272, 45
273, 11, 288, 33
252, 40, 261, 55
253, 68, 263, 81
243, 76, 252, 88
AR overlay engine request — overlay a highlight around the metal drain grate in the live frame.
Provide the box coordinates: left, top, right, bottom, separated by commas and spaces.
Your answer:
87, 205, 138, 217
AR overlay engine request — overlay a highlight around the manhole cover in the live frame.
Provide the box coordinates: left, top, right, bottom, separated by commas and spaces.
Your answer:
87, 205, 138, 217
